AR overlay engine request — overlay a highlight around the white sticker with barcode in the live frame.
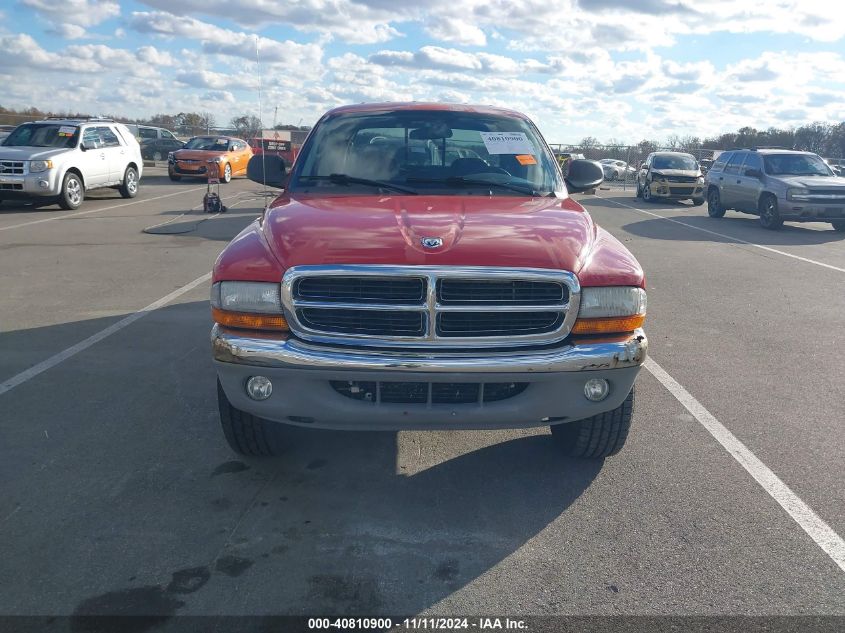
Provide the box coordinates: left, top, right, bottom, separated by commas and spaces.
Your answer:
479, 132, 534, 155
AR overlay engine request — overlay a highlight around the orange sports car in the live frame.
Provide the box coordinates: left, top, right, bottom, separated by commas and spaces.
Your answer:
168, 136, 253, 183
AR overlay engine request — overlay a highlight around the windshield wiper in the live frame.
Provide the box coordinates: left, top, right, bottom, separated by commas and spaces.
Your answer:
300, 174, 418, 195
407, 176, 554, 197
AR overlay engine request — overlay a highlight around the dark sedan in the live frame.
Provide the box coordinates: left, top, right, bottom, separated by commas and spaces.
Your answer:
141, 138, 185, 161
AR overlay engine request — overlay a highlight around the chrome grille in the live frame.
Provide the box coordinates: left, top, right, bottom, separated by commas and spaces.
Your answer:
0, 161, 25, 175
281, 265, 580, 348
665, 175, 697, 183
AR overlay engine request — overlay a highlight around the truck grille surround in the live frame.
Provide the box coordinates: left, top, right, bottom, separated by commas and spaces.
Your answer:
281, 265, 581, 348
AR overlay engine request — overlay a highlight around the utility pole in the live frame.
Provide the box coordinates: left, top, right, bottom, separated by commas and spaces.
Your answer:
273, 105, 278, 129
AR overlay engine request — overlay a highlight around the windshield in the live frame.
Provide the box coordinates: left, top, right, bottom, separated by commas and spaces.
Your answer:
184, 137, 229, 151
2, 123, 80, 148
652, 154, 698, 170
763, 154, 833, 176
290, 110, 562, 196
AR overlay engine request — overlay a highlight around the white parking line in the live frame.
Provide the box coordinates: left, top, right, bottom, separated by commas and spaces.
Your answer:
0, 186, 207, 233
645, 357, 845, 574
595, 196, 845, 274
0, 272, 211, 396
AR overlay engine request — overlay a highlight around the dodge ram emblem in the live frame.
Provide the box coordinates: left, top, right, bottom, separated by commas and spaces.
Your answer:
421, 237, 443, 248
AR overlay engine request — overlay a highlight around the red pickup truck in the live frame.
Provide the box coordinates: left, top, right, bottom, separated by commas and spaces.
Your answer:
210, 103, 648, 459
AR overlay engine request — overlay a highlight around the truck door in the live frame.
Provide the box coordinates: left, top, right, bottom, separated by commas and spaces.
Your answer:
78, 127, 110, 187
735, 152, 764, 212
719, 152, 746, 208
96, 126, 128, 184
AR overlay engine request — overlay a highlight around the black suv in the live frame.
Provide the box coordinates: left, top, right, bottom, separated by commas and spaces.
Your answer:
704, 149, 845, 231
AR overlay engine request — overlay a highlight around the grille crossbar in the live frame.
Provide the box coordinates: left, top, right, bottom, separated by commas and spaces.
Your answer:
282, 265, 580, 348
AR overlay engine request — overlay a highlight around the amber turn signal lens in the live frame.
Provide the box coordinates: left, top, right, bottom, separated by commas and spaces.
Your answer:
571, 314, 645, 335
212, 307, 289, 331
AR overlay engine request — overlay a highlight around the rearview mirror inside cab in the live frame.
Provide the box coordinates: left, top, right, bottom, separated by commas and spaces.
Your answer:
247, 154, 288, 188
565, 159, 604, 193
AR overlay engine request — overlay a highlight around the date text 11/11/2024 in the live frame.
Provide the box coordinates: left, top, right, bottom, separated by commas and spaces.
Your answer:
307, 617, 528, 630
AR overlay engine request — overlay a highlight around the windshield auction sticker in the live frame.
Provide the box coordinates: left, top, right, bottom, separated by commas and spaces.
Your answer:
57, 126, 76, 136
480, 132, 534, 155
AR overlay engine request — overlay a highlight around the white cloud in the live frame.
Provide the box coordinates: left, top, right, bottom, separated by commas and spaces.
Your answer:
135, 0, 404, 44
21, 0, 120, 27
53, 24, 88, 40
424, 16, 487, 46
137, 46, 176, 66
128, 11, 323, 69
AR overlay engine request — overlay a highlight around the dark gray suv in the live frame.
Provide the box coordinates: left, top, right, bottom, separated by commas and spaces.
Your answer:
704, 149, 845, 231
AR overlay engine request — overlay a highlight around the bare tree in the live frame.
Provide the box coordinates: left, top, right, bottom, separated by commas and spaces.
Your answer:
230, 115, 263, 139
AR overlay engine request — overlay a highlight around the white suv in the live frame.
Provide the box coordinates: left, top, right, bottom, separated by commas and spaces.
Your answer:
0, 118, 143, 209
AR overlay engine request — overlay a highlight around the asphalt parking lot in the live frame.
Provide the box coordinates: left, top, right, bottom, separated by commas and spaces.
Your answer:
1, 169, 844, 622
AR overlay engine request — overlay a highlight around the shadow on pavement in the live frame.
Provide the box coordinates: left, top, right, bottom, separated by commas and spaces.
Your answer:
1, 301, 603, 619
620, 214, 845, 246
581, 196, 845, 246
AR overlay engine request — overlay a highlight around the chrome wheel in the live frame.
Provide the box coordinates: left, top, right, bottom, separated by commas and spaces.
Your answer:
120, 167, 138, 199
126, 170, 137, 194
642, 182, 652, 202
59, 173, 83, 210
223, 163, 232, 183
67, 179, 81, 205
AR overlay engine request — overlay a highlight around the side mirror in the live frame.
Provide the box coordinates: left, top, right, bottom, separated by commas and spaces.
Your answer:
745, 168, 762, 178
565, 159, 604, 193
247, 154, 288, 188
81, 141, 95, 151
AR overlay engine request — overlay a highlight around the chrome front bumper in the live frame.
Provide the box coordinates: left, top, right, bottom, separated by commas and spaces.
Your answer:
212, 325, 648, 430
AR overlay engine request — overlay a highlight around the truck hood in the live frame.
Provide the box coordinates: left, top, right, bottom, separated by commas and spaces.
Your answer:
0, 147, 69, 161
778, 175, 845, 188
262, 194, 596, 272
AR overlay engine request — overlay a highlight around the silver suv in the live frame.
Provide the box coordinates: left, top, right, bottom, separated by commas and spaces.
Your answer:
0, 118, 143, 210
704, 149, 845, 231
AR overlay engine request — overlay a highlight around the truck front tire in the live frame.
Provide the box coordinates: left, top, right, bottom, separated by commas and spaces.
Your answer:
550, 387, 634, 458
218, 379, 281, 456
58, 172, 84, 210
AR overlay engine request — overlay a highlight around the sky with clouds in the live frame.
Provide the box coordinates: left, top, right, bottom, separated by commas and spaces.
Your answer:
1, 0, 844, 143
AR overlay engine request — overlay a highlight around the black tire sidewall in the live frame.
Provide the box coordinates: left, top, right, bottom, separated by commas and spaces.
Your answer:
759, 195, 782, 229
707, 189, 724, 217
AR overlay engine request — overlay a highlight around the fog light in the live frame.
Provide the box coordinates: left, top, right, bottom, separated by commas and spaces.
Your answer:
38, 180, 49, 189
584, 378, 609, 402
246, 376, 272, 400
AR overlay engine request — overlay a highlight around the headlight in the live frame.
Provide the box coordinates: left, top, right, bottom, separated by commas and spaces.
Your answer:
29, 160, 53, 173
786, 187, 810, 201
211, 281, 288, 331
167, 152, 175, 162
697, 176, 704, 183
572, 287, 646, 335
